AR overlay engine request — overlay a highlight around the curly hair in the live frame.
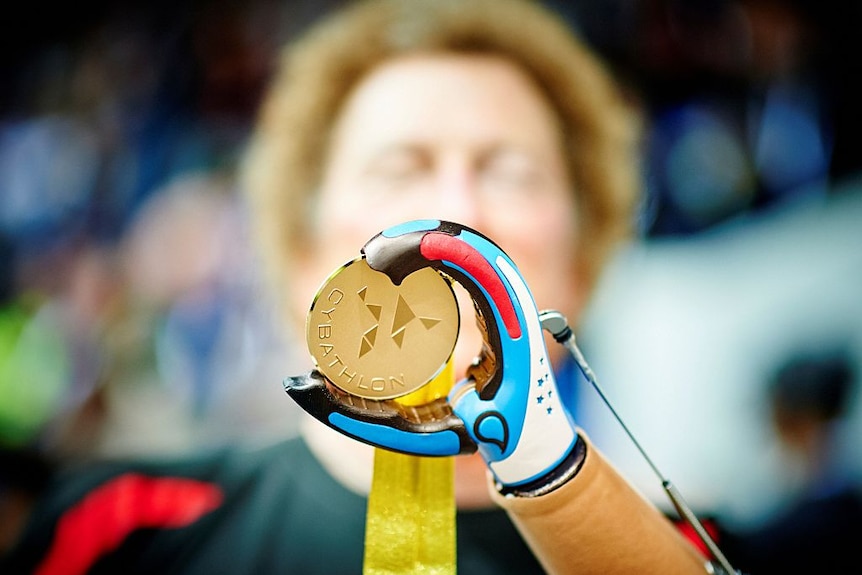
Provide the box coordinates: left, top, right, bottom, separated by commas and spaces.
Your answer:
242, 0, 641, 318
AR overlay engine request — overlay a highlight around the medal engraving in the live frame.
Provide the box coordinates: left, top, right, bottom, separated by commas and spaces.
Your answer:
307, 258, 459, 399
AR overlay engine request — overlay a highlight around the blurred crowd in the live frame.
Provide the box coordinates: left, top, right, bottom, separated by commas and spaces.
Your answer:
0, 168, 303, 459
1, 0, 861, 544
0, 0, 333, 460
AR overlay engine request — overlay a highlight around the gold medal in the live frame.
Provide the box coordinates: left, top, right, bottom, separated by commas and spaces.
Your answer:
307, 258, 459, 400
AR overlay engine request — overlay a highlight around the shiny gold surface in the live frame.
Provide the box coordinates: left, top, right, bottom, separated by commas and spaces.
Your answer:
307, 258, 459, 400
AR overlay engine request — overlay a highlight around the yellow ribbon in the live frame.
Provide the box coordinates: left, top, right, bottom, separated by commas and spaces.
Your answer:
363, 360, 456, 575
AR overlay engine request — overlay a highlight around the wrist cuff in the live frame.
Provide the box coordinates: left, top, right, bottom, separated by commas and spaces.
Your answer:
496, 435, 587, 498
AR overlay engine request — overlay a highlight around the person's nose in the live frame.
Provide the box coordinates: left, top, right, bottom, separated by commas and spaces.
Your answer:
434, 160, 483, 229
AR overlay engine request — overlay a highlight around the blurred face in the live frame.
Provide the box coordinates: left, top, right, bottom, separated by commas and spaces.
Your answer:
297, 54, 582, 375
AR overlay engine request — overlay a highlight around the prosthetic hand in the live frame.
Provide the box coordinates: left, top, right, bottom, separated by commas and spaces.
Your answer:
286, 220, 582, 493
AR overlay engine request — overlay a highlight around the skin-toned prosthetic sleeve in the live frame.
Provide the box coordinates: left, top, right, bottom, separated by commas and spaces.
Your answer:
492, 432, 708, 575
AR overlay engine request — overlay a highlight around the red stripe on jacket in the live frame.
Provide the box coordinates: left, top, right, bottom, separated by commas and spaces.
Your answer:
35, 473, 223, 575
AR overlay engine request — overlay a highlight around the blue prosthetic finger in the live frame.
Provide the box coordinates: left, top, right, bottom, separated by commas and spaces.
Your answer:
284, 371, 475, 456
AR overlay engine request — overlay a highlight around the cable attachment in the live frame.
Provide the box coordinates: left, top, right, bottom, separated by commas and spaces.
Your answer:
538, 310, 740, 575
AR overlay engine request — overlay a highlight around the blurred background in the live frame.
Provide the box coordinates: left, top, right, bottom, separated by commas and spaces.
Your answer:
1, 0, 861, 547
